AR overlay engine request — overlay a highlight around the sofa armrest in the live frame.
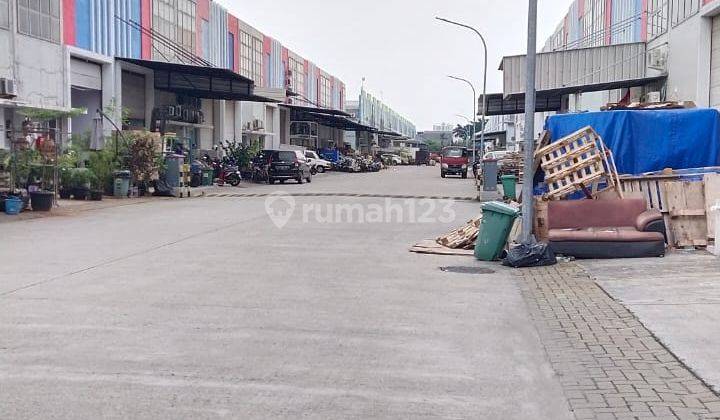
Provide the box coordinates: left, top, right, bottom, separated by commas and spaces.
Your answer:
636, 209, 667, 243
635, 209, 663, 231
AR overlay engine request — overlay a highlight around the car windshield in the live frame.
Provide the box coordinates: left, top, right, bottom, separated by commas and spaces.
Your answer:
273, 151, 297, 162
442, 148, 466, 158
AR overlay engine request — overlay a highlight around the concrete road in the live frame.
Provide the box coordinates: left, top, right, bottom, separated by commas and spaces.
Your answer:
0, 166, 571, 419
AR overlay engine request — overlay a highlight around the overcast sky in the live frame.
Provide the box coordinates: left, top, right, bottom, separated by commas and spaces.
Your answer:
217, 0, 571, 131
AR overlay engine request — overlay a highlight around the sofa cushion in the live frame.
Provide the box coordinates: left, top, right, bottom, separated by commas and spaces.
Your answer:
635, 209, 663, 231
549, 227, 665, 243
548, 198, 648, 229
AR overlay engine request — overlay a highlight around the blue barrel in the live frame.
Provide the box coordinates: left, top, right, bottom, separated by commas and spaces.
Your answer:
4, 197, 23, 215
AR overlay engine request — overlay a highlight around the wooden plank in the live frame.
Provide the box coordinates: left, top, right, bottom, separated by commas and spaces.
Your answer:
534, 199, 549, 242
704, 173, 720, 239
670, 209, 706, 217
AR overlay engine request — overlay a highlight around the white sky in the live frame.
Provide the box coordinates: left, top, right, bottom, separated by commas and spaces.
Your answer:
216, 0, 571, 131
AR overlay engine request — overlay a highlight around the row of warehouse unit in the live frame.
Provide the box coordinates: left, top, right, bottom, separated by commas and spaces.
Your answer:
59, 0, 346, 109
0, 0, 356, 154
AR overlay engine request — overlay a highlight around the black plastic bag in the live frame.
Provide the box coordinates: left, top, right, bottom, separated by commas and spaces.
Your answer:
502, 243, 557, 268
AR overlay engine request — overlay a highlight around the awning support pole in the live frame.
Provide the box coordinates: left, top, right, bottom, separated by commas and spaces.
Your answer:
521, 0, 538, 244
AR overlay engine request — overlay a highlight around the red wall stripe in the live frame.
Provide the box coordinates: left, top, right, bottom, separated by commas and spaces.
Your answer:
641, 0, 648, 42
141, 0, 152, 59
605, 0, 612, 45
196, 0, 210, 57
62, 0, 76, 45
228, 15, 239, 72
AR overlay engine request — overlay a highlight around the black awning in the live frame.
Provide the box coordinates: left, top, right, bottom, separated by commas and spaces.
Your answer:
280, 103, 353, 117
117, 57, 278, 102
481, 93, 563, 116
282, 103, 376, 133
376, 130, 404, 137
480, 75, 667, 116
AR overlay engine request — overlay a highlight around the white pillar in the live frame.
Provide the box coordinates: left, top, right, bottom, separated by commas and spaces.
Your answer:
0, 107, 6, 149
213, 100, 225, 146
234, 101, 242, 142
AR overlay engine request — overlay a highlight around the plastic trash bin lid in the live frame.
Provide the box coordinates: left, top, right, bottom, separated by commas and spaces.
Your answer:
500, 174, 517, 180
481, 201, 520, 216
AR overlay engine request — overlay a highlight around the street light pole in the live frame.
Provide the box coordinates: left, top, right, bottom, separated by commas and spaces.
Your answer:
521, 0, 539, 244
448, 76, 476, 157
436, 17, 488, 165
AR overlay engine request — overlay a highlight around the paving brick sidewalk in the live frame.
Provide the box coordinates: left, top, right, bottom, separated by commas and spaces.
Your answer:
515, 264, 720, 420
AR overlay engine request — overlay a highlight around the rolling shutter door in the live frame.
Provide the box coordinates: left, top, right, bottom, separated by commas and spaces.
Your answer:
70, 58, 102, 90
710, 16, 720, 108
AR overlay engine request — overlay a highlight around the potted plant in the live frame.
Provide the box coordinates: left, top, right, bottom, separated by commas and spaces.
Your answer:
70, 168, 95, 201
127, 132, 160, 195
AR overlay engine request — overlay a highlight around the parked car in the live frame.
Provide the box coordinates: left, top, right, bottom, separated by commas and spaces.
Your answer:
440, 146, 469, 179
268, 150, 313, 184
381, 153, 403, 166
305, 150, 332, 173
483, 150, 510, 160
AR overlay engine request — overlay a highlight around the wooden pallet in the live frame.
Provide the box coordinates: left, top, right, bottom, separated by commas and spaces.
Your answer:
410, 240, 475, 256
609, 173, 714, 248
536, 126, 621, 200
436, 216, 482, 249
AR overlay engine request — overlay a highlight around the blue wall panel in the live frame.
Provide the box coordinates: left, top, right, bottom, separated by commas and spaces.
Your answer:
76, 0, 91, 50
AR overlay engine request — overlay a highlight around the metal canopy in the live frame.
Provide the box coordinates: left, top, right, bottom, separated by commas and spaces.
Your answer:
280, 103, 353, 117
117, 57, 278, 102
480, 75, 667, 116
282, 104, 376, 133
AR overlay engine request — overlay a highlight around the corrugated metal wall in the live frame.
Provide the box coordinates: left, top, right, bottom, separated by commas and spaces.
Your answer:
115, 0, 141, 58
265, 38, 284, 89
207, 2, 227, 68
503, 42, 647, 95
75, 0, 140, 58
611, 0, 642, 44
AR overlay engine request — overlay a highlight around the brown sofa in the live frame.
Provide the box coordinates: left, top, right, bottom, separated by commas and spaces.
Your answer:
548, 198, 666, 259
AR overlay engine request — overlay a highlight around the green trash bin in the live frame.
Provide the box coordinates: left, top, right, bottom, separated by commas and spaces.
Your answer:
475, 201, 521, 261
113, 170, 131, 198
501, 174, 517, 200
202, 168, 214, 186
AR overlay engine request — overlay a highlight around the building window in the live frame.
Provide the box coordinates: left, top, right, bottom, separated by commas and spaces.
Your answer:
0, 0, 9, 29
152, 0, 196, 63
227, 32, 234, 70
289, 57, 305, 97
319, 76, 331, 108
17, 0, 60, 42
240, 31, 262, 83
670, 0, 700, 27
647, 0, 669, 40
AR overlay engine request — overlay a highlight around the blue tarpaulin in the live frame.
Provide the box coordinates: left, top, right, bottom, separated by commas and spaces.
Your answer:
544, 109, 720, 175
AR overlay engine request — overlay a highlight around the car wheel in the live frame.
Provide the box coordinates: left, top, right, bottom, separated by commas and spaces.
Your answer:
268, 178, 275, 185
280, 179, 285, 184
316, 166, 325, 174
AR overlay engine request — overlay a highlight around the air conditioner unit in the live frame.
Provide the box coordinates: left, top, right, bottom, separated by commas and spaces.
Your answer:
0, 78, 17, 98
648, 47, 668, 71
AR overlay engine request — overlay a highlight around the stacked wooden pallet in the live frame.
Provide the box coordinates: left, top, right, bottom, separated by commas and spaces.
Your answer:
612, 172, 720, 248
436, 216, 482, 249
536, 126, 622, 200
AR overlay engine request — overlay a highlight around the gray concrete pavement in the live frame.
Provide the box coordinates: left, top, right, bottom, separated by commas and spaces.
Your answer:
0, 167, 573, 419
581, 253, 720, 394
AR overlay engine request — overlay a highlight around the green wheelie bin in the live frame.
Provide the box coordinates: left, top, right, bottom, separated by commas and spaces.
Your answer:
501, 174, 517, 201
475, 201, 521, 261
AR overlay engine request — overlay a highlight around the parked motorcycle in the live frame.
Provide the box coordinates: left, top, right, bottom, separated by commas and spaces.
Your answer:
217, 163, 241, 186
